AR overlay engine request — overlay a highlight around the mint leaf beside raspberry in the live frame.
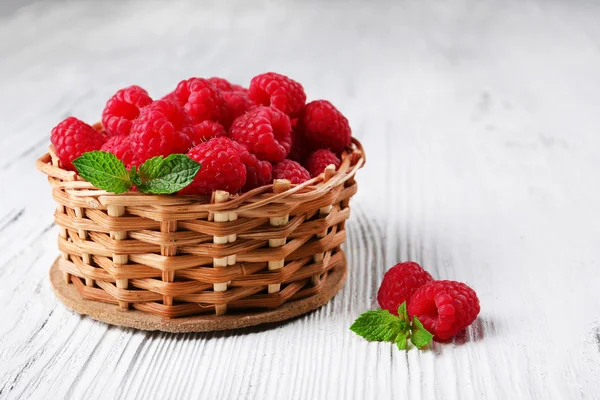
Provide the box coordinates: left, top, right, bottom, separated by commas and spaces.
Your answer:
350, 302, 433, 351
73, 151, 133, 194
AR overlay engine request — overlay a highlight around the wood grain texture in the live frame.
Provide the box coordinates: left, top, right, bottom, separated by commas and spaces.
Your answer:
1, 0, 600, 398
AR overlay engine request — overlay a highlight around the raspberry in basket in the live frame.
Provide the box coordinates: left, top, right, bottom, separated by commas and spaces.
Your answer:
408, 280, 480, 341
180, 136, 247, 195
101, 85, 153, 137
172, 77, 230, 126
187, 121, 227, 147
272, 159, 311, 184
230, 106, 292, 162
50, 117, 106, 171
300, 100, 351, 153
288, 128, 310, 163
305, 149, 341, 177
100, 135, 136, 168
377, 262, 434, 315
232, 141, 273, 192
129, 100, 196, 164
249, 72, 306, 117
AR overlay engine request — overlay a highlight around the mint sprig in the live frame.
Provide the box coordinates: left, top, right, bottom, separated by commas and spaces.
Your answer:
350, 302, 433, 350
73, 151, 201, 195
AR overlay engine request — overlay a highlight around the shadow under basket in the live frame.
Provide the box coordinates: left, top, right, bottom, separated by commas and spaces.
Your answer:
36, 138, 365, 332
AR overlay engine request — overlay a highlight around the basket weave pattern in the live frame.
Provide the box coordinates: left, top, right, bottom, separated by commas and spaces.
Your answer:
37, 139, 365, 318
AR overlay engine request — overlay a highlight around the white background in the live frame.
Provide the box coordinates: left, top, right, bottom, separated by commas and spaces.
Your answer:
1, 0, 599, 399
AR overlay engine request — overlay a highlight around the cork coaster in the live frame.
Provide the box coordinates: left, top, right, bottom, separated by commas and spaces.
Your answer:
49, 257, 348, 332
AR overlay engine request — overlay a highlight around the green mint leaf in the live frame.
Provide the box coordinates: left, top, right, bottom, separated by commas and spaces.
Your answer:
410, 316, 433, 348
397, 302, 409, 323
130, 166, 142, 186
135, 154, 201, 194
394, 330, 410, 350
73, 151, 132, 194
350, 309, 406, 342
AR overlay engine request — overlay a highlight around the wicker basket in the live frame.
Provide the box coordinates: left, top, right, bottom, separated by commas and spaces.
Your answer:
37, 136, 364, 328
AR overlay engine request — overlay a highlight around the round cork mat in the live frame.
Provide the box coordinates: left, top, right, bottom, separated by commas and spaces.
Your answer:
49, 257, 348, 332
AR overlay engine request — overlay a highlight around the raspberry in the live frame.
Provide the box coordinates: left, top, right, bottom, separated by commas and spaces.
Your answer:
208, 77, 245, 93
180, 137, 247, 195
187, 121, 227, 147
231, 142, 272, 192
100, 135, 136, 168
300, 100, 351, 153
50, 117, 106, 171
248, 72, 306, 117
222, 90, 256, 120
377, 262, 434, 315
129, 100, 195, 165
288, 129, 310, 163
408, 280, 480, 341
173, 78, 229, 126
229, 106, 292, 162
101, 85, 153, 137
272, 159, 310, 184
305, 149, 341, 177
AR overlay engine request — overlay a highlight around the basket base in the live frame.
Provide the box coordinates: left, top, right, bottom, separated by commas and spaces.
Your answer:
49, 256, 348, 332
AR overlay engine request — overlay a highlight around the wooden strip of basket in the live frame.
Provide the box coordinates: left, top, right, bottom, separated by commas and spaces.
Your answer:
37, 137, 365, 319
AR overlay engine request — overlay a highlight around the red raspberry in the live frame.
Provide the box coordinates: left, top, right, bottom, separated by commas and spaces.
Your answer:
272, 159, 310, 184
377, 262, 434, 315
129, 100, 195, 165
231, 142, 272, 192
100, 135, 136, 168
208, 77, 245, 93
300, 100, 351, 153
180, 137, 247, 195
288, 129, 310, 163
408, 280, 481, 341
230, 106, 292, 162
222, 90, 256, 121
173, 78, 229, 126
248, 72, 306, 117
187, 121, 227, 147
101, 85, 153, 137
50, 117, 106, 171
305, 149, 341, 177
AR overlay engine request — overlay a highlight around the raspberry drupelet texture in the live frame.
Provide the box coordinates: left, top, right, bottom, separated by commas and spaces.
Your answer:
173, 78, 230, 126
408, 280, 480, 341
231, 141, 273, 192
187, 121, 227, 147
100, 135, 136, 168
222, 90, 256, 121
248, 72, 306, 117
300, 100, 351, 153
50, 117, 106, 171
208, 77, 245, 93
305, 149, 341, 177
101, 85, 153, 137
272, 159, 311, 184
180, 137, 247, 195
377, 262, 434, 315
229, 106, 292, 162
129, 100, 196, 165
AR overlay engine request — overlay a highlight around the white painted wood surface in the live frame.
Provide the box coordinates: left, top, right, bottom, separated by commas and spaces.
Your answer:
1, 0, 600, 398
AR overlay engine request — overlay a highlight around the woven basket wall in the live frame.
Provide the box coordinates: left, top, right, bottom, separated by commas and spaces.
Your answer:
37, 138, 365, 318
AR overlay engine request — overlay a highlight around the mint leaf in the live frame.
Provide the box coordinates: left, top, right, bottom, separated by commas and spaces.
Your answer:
350, 309, 406, 342
73, 151, 132, 194
394, 330, 410, 350
135, 154, 201, 194
397, 302, 409, 323
410, 316, 433, 348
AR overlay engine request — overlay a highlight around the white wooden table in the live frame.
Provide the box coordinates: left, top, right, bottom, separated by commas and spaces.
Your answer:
1, 1, 600, 398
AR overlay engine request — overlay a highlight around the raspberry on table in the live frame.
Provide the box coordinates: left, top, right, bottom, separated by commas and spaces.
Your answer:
129, 100, 196, 165
101, 85, 153, 137
300, 100, 351, 153
248, 72, 306, 117
100, 135, 136, 168
229, 106, 292, 162
50, 117, 107, 171
305, 149, 341, 177
408, 280, 480, 341
231, 141, 272, 192
172, 77, 230, 127
272, 159, 311, 184
377, 262, 434, 315
180, 137, 247, 195
188, 121, 227, 147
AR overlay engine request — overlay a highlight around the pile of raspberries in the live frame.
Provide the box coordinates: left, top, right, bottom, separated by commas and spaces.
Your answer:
50, 72, 352, 195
